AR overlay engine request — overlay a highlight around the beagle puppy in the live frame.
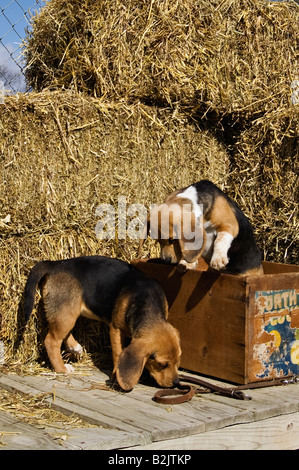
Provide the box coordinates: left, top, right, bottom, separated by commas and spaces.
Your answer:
24, 256, 181, 391
139, 180, 263, 275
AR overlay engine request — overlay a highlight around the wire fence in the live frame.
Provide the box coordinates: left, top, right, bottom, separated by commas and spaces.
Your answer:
0, 0, 44, 94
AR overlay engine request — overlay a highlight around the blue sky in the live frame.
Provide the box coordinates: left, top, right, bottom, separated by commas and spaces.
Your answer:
0, 0, 42, 43
0, 0, 45, 91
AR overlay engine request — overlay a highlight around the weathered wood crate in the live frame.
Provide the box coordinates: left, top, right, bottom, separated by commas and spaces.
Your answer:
132, 259, 299, 384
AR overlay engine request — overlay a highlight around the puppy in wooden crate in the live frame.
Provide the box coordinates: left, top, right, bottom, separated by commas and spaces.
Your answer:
24, 256, 181, 390
138, 180, 263, 275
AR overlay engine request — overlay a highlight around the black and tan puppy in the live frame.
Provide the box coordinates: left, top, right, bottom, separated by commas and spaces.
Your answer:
24, 256, 181, 390
139, 180, 263, 275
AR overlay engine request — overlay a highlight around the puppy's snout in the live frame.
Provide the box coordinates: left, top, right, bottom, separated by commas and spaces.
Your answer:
172, 376, 180, 387
163, 256, 173, 264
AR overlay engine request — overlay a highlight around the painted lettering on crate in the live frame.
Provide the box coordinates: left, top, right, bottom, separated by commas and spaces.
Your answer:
255, 289, 298, 315
254, 289, 299, 378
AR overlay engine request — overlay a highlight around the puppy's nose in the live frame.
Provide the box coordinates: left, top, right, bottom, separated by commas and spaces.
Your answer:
172, 377, 180, 387
163, 256, 173, 264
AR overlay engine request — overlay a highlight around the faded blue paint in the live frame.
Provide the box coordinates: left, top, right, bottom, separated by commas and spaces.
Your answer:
259, 316, 299, 378
254, 289, 299, 379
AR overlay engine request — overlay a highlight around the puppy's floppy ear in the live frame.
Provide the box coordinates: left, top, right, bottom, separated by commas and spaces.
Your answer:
179, 214, 207, 263
116, 338, 148, 391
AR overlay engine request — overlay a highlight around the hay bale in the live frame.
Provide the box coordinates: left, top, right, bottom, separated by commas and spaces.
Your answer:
228, 104, 298, 264
0, 89, 229, 366
24, 0, 298, 121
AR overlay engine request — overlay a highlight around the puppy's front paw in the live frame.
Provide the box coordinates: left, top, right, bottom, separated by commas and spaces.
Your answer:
68, 343, 83, 355
177, 261, 188, 273
178, 259, 198, 272
210, 231, 233, 271
63, 364, 75, 374
210, 254, 229, 271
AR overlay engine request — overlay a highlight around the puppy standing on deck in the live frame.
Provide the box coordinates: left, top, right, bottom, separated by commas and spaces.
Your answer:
139, 180, 263, 275
24, 256, 181, 390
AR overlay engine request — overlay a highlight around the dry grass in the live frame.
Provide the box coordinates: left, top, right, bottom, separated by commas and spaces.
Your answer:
230, 105, 298, 262
0, 386, 95, 444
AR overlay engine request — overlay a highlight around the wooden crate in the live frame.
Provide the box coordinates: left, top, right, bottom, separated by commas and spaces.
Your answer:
132, 259, 299, 384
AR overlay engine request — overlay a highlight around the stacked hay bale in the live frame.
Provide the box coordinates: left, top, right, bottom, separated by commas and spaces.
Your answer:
231, 106, 298, 262
25, 0, 297, 116
0, 0, 298, 368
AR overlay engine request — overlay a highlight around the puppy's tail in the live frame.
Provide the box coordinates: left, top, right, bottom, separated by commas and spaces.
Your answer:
24, 261, 54, 322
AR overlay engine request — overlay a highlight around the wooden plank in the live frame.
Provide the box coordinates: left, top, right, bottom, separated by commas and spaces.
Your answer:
262, 261, 299, 275
0, 372, 206, 441
62, 427, 151, 450
0, 407, 148, 451
168, 292, 246, 383
125, 385, 253, 432
0, 373, 151, 437
0, 410, 64, 450
0, 374, 153, 450
127, 412, 299, 450
1, 369, 299, 450
207, 382, 299, 421
1, 370, 252, 437
133, 371, 299, 428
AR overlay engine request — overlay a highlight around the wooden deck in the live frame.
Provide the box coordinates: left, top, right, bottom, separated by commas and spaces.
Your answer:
0, 367, 299, 450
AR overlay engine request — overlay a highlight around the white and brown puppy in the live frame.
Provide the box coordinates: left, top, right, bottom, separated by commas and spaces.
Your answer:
139, 180, 263, 275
